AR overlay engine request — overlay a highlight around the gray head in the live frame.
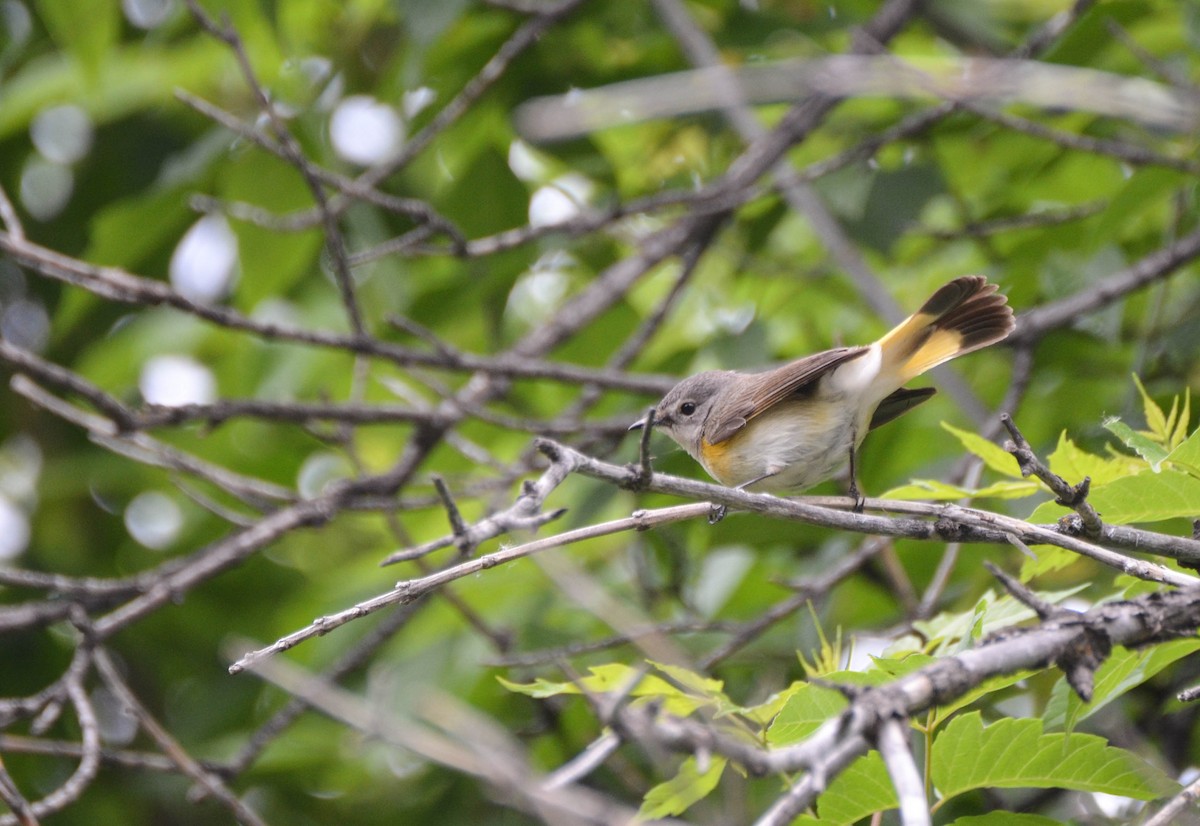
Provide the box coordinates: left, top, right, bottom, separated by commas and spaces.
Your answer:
629, 371, 738, 456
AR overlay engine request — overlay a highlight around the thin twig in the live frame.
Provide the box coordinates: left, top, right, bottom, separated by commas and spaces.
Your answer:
876, 719, 929, 826
184, 0, 367, 336
92, 647, 267, 826
542, 439, 1200, 584
1001, 413, 1103, 535
233, 642, 662, 826
231, 503, 713, 673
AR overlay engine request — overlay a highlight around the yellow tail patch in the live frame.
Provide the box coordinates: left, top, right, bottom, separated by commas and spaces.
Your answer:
877, 311, 966, 383
897, 327, 965, 382
875, 276, 1014, 384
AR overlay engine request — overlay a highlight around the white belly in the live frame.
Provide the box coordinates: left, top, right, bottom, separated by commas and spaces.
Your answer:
706, 395, 862, 492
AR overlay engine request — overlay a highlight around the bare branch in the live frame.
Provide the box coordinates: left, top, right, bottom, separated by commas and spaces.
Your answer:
610, 586, 1200, 821
1145, 770, 1200, 826
1014, 222, 1200, 343
11, 377, 294, 508
380, 453, 577, 565
541, 439, 1200, 584
0, 231, 674, 394
516, 56, 1200, 141
231, 502, 712, 673
92, 648, 266, 826
877, 719, 930, 826
1001, 413, 1103, 535
184, 0, 367, 336
233, 643, 675, 826
0, 664, 101, 826
0, 181, 24, 242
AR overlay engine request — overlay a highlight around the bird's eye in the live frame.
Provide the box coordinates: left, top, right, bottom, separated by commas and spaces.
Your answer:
679, 401, 696, 416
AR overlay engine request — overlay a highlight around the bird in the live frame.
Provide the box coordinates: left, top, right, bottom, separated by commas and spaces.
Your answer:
629, 276, 1015, 509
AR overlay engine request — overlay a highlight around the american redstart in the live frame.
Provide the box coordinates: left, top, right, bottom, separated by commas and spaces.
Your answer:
629, 276, 1014, 501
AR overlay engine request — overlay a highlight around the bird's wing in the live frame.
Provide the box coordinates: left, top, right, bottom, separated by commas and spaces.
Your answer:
704, 346, 869, 444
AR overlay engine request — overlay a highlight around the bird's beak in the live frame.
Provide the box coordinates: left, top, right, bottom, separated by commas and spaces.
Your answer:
629, 409, 657, 432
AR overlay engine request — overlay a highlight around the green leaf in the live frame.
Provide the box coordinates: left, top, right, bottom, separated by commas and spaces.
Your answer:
914, 586, 1089, 652
948, 815, 1062, 826
941, 422, 1022, 478
33, 0, 119, 80
968, 480, 1043, 499
1104, 417, 1168, 470
1047, 431, 1139, 487
766, 683, 847, 746
649, 660, 727, 699
1044, 639, 1200, 732
1167, 426, 1200, 478
1027, 500, 1069, 524
222, 153, 325, 309
766, 655, 943, 747
638, 755, 726, 819
934, 669, 1036, 724
881, 479, 1039, 501
498, 663, 720, 716
496, 674, 581, 699
1170, 390, 1192, 450
1132, 374, 1169, 444
792, 752, 897, 825
729, 684, 800, 726
1161, 392, 1186, 452
1019, 546, 1079, 580
932, 712, 1179, 802
1090, 168, 1182, 250
1079, 469, 1200, 524
881, 479, 974, 500
869, 653, 937, 677
0, 41, 228, 140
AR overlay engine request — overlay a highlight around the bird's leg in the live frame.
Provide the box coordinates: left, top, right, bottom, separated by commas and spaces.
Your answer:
708, 470, 780, 524
846, 437, 865, 513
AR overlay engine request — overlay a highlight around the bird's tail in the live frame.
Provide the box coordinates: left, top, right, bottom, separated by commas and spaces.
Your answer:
876, 275, 1015, 385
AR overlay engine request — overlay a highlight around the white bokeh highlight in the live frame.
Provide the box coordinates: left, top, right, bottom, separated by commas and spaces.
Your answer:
507, 139, 548, 182
298, 452, 352, 499
0, 433, 42, 507
295, 57, 342, 112
122, 0, 174, 28
402, 87, 436, 120
170, 214, 238, 303
505, 251, 573, 329
330, 96, 404, 165
124, 491, 184, 550
1, 298, 49, 351
31, 104, 94, 165
1090, 793, 1140, 820
139, 355, 216, 407
91, 686, 139, 744
0, 495, 29, 560
528, 173, 593, 228
19, 158, 73, 220
1, 2, 33, 51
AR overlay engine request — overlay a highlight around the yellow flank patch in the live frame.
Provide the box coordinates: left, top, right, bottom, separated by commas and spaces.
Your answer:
698, 437, 737, 486
901, 328, 965, 381
696, 398, 839, 489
